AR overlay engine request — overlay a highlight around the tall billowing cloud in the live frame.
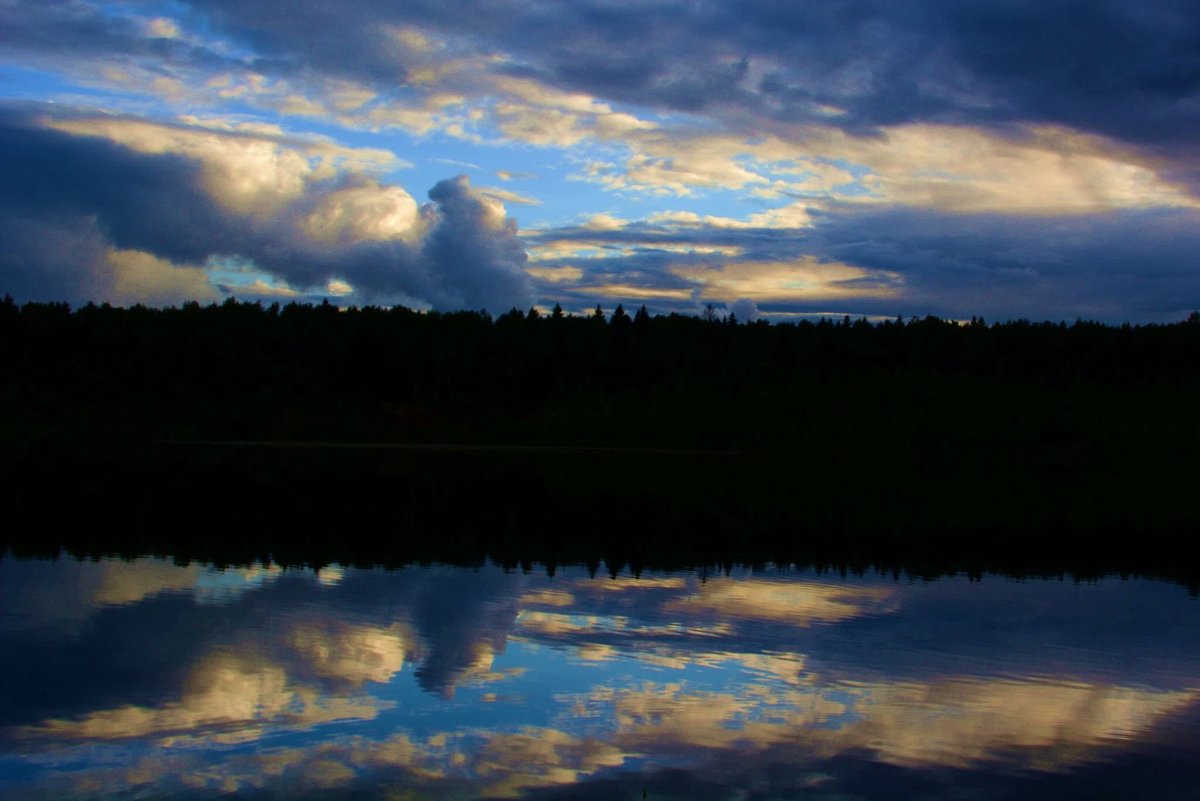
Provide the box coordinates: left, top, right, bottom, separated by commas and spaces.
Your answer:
0, 106, 533, 310
418, 175, 533, 312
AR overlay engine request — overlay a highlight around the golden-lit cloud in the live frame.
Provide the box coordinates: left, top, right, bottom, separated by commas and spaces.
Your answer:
802, 123, 1200, 214
43, 115, 404, 216
644, 209, 758, 229
219, 277, 301, 298
661, 577, 896, 626
477, 185, 542, 206
582, 576, 689, 592
90, 559, 282, 608
17, 652, 393, 744
142, 17, 181, 39
44, 731, 452, 798
289, 621, 417, 685
563, 116, 1198, 214
673, 258, 901, 302
301, 182, 421, 244
576, 284, 694, 300
595, 681, 849, 756
515, 610, 732, 640
355, 91, 472, 136
515, 611, 605, 637
495, 169, 537, 182
580, 212, 628, 231
572, 643, 620, 662
518, 588, 577, 607
841, 678, 1198, 770
324, 278, 354, 296
88, 558, 205, 607
601, 676, 1199, 773
525, 265, 584, 283
473, 726, 628, 799
489, 76, 656, 148
580, 148, 768, 197
104, 248, 220, 306
435, 641, 506, 696
744, 202, 816, 228
31, 666, 1197, 800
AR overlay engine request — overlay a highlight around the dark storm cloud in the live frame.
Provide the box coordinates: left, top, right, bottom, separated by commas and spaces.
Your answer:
0, 1, 235, 77
804, 204, 1200, 321
0, 1, 167, 59
173, 0, 1200, 150
0, 112, 213, 250
0, 105, 533, 309
0, 106, 232, 302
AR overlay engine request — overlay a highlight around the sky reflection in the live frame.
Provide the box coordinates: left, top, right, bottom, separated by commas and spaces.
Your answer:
1, 555, 1198, 800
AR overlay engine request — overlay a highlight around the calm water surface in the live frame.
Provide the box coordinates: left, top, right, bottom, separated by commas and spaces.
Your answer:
1, 555, 1198, 800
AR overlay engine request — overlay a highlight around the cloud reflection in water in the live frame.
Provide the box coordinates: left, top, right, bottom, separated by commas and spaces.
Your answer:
1, 557, 1198, 799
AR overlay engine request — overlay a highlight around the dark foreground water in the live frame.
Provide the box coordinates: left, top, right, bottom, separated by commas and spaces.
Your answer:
1, 556, 1198, 800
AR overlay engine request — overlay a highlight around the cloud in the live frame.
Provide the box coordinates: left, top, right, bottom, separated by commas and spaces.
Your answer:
660, 578, 897, 627
804, 123, 1199, 214
559, 118, 1197, 208
43, 114, 402, 216
525, 265, 584, 284
299, 182, 421, 245
287, 621, 416, 686
489, 83, 656, 148
495, 169, 537, 182
14, 651, 393, 745
725, 297, 759, 322
419, 175, 534, 310
0, 106, 534, 310
473, 726, 628, 798
519, 192, 1200, 321
104, 248, 220, 305
672, 257, 902, 304
801, 204, 1200, 321
87, 0, 1192, 160
477, 185, 541, 206
603, 678, 1199, 773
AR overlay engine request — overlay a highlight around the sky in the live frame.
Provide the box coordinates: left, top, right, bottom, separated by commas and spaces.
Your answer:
2, 1, 1200, 322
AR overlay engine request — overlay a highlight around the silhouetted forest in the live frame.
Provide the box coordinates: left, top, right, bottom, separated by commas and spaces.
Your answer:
2, 296, 1199, 582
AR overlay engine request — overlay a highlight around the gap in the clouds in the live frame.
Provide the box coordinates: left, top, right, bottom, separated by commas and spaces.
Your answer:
204, 255, 327, 301
0, 66, 84, 100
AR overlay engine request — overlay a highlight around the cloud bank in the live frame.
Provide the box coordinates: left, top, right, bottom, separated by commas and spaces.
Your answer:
0, 106, 533, 310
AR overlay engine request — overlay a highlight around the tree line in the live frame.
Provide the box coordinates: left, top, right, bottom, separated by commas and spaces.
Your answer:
3, 296, 1200, 575
4, 296, 1200, 413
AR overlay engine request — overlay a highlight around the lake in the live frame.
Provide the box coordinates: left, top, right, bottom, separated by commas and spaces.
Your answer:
1, 554, 1197, 800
